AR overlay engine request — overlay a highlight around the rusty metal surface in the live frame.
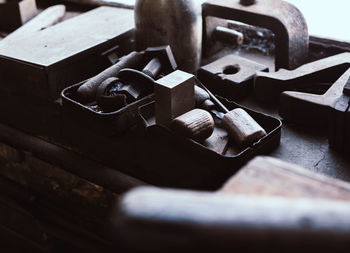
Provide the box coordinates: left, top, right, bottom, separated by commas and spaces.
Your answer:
198, 54, 268, 100
279, 68, 350, 127
202, 0, 309, 70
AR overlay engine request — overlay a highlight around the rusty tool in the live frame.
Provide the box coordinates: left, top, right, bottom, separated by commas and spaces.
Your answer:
202, 0, 308, 70
254, 52, 350, 105
76, 51, 144, 103
196, 79, 266, 147
96, 58, 159, 112
1, 5, 66, 44
198, 54, 268, 100
279, 68, 350, 127
96, 45, 177, 112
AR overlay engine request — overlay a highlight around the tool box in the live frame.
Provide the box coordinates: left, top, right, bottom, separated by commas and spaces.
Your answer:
60, 68, 281, 189
59, 49, 281, 189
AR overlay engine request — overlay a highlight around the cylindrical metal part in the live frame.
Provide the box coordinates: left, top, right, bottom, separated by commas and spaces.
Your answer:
171, 109, 214, 141
214, 26, 244, 45
222, 108, 266, 147
142, 57, 162, 79
134, 0, 202, 73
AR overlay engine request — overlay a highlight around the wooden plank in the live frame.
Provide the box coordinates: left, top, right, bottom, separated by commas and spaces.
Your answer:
220, 156, 350, 201
1, 5, 66, 43
0, 6, 133, 66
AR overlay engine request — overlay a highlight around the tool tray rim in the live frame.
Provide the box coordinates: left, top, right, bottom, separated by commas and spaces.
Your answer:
61, 79, 154, 136
137, 95, 282, 160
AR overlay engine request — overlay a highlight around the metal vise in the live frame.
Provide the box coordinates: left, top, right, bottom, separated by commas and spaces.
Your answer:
202, 0, 309, 70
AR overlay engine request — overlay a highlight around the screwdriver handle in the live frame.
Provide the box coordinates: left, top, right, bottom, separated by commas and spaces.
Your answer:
195, 77, 229, 113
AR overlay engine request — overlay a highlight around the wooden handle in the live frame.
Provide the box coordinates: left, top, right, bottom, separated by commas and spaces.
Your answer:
171, 109, 214, 141
76, 51, 144, 103
142, 57, 162, 79
214, 26, 244, 45
222, 108, 266, 147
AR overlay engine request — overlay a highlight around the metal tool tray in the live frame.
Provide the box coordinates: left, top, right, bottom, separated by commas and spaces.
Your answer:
61, 80, 154, 137
136, 96, 282, 189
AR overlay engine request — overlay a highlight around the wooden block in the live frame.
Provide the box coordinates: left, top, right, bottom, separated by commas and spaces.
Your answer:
220, 156, 350, 201
170, 109, 214, 141
155, 70, 195, 126
222, 108, 266, 147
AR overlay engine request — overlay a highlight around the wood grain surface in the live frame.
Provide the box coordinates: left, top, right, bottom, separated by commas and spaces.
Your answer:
220, 156, 350, 201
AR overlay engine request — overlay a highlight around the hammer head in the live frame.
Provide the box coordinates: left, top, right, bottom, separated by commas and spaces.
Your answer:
145, 45, 177, 74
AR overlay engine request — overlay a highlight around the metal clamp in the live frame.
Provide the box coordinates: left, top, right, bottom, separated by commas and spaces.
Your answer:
202, 0, 309, 70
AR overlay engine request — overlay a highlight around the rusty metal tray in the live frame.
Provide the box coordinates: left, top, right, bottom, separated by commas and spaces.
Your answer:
61, 80, 154, 137
136, 96, 282, 189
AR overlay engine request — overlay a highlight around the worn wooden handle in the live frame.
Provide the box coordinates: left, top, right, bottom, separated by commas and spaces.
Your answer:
142, 57, 162, 79
171, 109, 214, 141
76, 51, 144, 103
222, 108, 266, 147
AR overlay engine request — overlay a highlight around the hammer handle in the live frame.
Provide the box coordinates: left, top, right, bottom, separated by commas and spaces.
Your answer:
142, 57, 162, 79
195, 77, 229, 113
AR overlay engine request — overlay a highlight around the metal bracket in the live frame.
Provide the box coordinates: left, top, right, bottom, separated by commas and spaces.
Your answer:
198, 54, 268, 100
202, 0, 309, 70
254, 53, 350, 105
